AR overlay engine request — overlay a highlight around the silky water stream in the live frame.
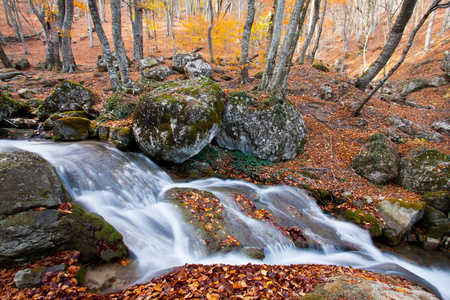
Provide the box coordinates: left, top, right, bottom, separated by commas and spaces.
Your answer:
1, 140, 449, 298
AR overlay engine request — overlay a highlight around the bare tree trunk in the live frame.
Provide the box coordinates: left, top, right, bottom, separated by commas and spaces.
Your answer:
259, 0, 285, 90
207, 0, 214, 63
439, 6, 450, 34
355, 0, 418, 91
152, 10, 158, 51
3, 0, 13, 27
0, 42, 13, 68
424, 10, 435, 52
240, 0, 255, 84
352, 0, 448, 117
111, 0, 131, 85
99, 0, 106, 23
87, 0, 120, 90
9, 0, 29, 54
59, 0, 77, 72
88, 12, 94, 47
298, 0, 320, 64
309, 0, 327, 64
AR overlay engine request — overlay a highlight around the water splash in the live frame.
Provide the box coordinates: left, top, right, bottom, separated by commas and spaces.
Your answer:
1, 140, 449, 298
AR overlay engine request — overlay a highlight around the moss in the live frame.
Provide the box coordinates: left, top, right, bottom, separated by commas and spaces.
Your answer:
344, 209, 383, 237
387, 198, 426, 211
312, 64, 330, 72
52, 117, 90, 141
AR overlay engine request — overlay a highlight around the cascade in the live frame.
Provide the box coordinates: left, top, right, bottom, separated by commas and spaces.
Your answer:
1, 140, 449, 298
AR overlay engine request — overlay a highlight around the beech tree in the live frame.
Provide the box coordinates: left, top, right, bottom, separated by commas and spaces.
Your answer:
354, 0, 418, 91
240, 0, 255, 84
57, 0, 78, 72
207, 0, 214, 63
308, 0, 327, 63
111, 0, 132, 86
0, 42, 13, 68
298, 0, 320, 64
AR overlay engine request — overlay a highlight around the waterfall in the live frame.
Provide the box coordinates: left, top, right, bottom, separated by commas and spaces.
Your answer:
1, 140, 449, 298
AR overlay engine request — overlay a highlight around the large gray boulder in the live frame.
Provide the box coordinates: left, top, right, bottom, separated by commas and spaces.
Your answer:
352, 133, 399, 184
400, 75, 449, 96
215, 93, 307, 162
133, 77, 225, 163
378, 198, 426, 246
52, 117, 91, 141
397, 149, 450, 194
0, 150, 128, 266
0, 92, 28, 122
184, 59, 213, 79
38, 81, 97, 121
143, 65, 177, 81
172, 52, 203, 73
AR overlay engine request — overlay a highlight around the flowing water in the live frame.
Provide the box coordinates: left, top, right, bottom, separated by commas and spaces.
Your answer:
1, 140, 449, 298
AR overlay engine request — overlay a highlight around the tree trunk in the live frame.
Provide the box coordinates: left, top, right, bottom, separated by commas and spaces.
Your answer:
355, 0, 418, 91
259, 0, 285, 90
309, 0, 327, 64
3, 0, 13, 27
9, 0, 29, 54
59, 0, 77, 72
207, 0, 214, 63
265, 0, 307, 92
439, 6, 450, 34
352, 0, 447, 117
298, 0, 320, 64
0, 42, 13, 68
424, 10, 435, 52
240, 0, 255, 84
111, 0, 132, 86
87, 0, 120, 90
99, 0, 106, 23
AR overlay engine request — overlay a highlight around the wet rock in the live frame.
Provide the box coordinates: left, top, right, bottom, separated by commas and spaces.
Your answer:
344, 209, 383, 237
143, 66, 177, 81
14, 58, 30, 71
53, 117, 90, 141
215, 93, 307, 162
43, 111, 89, 129
387, 114, 443, 142
184, 59, 213, 79
102, 92, 137, 121
378, 198, 426, 246
351, 133, 399, 184
0, 92, 28, 122
133, 77, 225, 163
14, 265, 65, 289
38, 81, 97, 121
108, 126, 134, 150
397, 149, 450, 194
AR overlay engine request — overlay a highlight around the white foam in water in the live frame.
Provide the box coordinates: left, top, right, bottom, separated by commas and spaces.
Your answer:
1, 140, 449, 299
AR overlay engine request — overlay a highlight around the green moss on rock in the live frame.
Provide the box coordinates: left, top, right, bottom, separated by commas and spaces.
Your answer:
53, 117, 90, 141
344, 209, 383, 237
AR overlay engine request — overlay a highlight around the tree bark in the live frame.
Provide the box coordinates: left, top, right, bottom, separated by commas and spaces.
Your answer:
9, 0, 29, 54
259, 0, 286, 90
0, 42, 13, 68
355, 0, 418, 91
240, 0, 255, 84
309, 0, 327, 64
352, 0, 448, 117
59, 0, 77, 72
439, 6, 450, 34
207, 0, 214, 63
99, 0, 106, 23
3, 0, 12, 27
424, 10, 435, 52
111, 0, 132, 86
298, 0, 319, 64
87, 0, 121, 90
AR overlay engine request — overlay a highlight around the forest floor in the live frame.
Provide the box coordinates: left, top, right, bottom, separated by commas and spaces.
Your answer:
1, 4, 449, 299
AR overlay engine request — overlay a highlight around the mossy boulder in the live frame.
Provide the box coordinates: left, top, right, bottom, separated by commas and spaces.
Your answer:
352, 133, 399, 184
102, 92, 137, 121
215, 93, 308, 162
172, 52, 203, 73
344, 209, 383, 237
0, 92, 29, 122
53, 117, 90, 141
378, 198, 426, 246
38, 81, 97, 121
422, 191, 450, 214
142, 66, 177, 81
0, 150, 128, 267
0, 151, 69, 216
43, 111, 89, 129
108, 126, 134, 150
14, 58, 30, 71
397, 149, 450, 194
133, 77, 225, 163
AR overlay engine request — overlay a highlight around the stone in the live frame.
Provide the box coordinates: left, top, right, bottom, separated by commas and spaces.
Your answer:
440, 51, 450, 75
184, 59, 213, 79
344, 209, 383, 237
172, 52, 203, 73
133, 77, 225, 163
422, 191, 450, 214
387, 114, 443, 143
14, 265, 65, 289
96, 55, 108, 72
397, 149, 450, 194
102, 92, 137, 121
143, 66, 177, 81
43, 111, 89, 129
140, 55, 160, 69
333, 57, 345, 73
14, 58, 30, 71
318, 85, 334, 101
108, 126, 133, 150
38, 81, 97, 121
0, 151, 68, 216
400, 76, 449, 96
18, 88, 32, 99
352, 133, 399, 184
431, 118, 450, 136
215, 93, 307, 162
378, 198, 426, 246
53, 117, 90, 141
0, 92, 27, 122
